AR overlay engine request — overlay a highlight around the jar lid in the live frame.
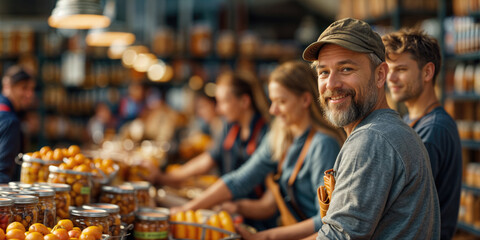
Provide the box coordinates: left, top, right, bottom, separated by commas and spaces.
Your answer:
0, 197, 14, 206
13, 190, 39, 197
30, 188, 55, 197
43, 183, 71, 192
71, 209, 109, 218
0, 191, 18, 196
83, 203, 120, 214
135, 211, 168, 221
125, 181, 151, 190
11, 195, 39, 204
102, 185, 134, 194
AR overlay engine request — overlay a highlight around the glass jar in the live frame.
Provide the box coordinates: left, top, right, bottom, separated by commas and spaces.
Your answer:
83, 203, 122, 237
126, 181, 155, 208
0, 197, 13, 232
20, 154, 61, 184
46, 183, 71, 222
134, 209, 169, 240
71, 208, 109, 234
48, 166, 92, 207
99, 185, 136, 224
31, 188, 56, 228
11, 194, 38, 229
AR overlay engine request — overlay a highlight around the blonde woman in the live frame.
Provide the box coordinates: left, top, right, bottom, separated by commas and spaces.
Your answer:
178, 61, 344, 239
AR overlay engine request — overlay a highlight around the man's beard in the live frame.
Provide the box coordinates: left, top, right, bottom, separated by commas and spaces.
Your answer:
319, 76, 378, 128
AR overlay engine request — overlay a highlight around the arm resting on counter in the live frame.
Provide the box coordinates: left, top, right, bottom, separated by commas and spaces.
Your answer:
180, 179, 233, 212
237, 217, 316, 240
158, 152, 216, 186
234, 189, 278, 220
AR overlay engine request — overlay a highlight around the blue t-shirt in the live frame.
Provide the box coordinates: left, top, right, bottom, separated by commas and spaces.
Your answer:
0, 95, 21, 183
223, 127, 340, 231
405, 107, 462, 240
209, 113, 268, 176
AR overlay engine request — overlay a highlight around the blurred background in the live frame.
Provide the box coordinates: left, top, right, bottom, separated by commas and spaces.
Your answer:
3, 0, 480, 238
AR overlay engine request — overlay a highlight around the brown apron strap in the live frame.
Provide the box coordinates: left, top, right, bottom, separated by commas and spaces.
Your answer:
265, 173, 298, 226
288, 129, 316, 186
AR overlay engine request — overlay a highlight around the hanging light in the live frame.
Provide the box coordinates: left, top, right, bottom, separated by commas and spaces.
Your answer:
86, 0, 135, 47
48, 0, 111, 29
86, 31, 135, 47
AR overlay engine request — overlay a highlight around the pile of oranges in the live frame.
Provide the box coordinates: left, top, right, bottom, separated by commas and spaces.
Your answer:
171, 210, 236, 240
0, 220, 103, 240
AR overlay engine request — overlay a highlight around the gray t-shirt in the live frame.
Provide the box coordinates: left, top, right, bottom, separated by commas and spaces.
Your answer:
317, 109, 440, 239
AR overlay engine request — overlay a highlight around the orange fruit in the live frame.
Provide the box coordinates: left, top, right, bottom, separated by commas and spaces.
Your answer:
73, 154, 85, 165
207, 214, 222, 240
218, 210, 236, 235
25, 232, 43, 240
43, 151, 54, 161
67, 146, 80, 158
6, 229, 25, 240
43, 234, 60, 240
71, 229, 80, 233
78, 234, 94, 240
39, 147, 52, 157
56, 220, 73, 232
52, 229, 68, 240
80, 227, 101, 240
31, 152, 42, 159
52, 149, 64, 161
0, 228, 5, 240
28, 224, 49, 235
7, 222, 26, 233
67, 229, 80, 239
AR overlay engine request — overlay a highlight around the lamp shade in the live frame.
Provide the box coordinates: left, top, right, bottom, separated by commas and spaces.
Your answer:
86, 30, 135, 47
48, 0, 111, 29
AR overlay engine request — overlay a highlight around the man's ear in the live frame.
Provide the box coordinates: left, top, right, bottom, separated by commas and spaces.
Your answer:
376, 62, 388, 88
422, 62, 435, 83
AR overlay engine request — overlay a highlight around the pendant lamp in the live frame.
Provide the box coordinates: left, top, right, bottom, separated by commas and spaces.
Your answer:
86, 0, 135, 47
48, 0, 111, 29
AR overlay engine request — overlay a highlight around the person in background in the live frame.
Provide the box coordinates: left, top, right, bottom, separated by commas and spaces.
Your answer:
143, 71, 273, 229
0, 65, 36, 183
176, 61, 344, 239
118, 82, 146, 128
87, 102, 117, 145
302, 18, 440, 239
383, 28, 462, 240
192, 87, 223, 139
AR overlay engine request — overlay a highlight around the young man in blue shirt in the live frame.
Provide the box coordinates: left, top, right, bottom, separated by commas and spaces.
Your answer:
0, 65, 36, 182
383, 29, 462, 240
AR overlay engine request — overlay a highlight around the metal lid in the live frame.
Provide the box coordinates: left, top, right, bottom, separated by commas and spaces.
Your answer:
135, 211, 168, 221
83, 203, 120, 214
30, 188, 55, 197
125, 181, 151, 190
102, 185, 134, 194
13, 190, 39, 197
11, 194, 39, 204
43, 183, 71, 192
0, 197, 14, 207
49, 166, 93, 177
71, 208, 109, 218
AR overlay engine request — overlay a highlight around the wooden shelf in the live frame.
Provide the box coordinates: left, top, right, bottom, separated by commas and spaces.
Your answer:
462, 184, 480, 195
446, 92, 480, 101
457, 221, 480, 236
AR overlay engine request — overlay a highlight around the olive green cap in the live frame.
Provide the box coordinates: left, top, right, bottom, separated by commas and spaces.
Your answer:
302, 18, 385, 62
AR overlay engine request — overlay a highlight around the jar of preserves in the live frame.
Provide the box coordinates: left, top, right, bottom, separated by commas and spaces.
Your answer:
71, 208, 109, 234
83, 203, 121, 237
31, 188, 56, 228
0, 197, 13, 232
134, 209, 169, 240
99, 185, 136, 224
126, 181, 155, 208
48, 166, 92, 207
46, 183, 71, 222
11, 194, 38, 229
20, 154, 61, 184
